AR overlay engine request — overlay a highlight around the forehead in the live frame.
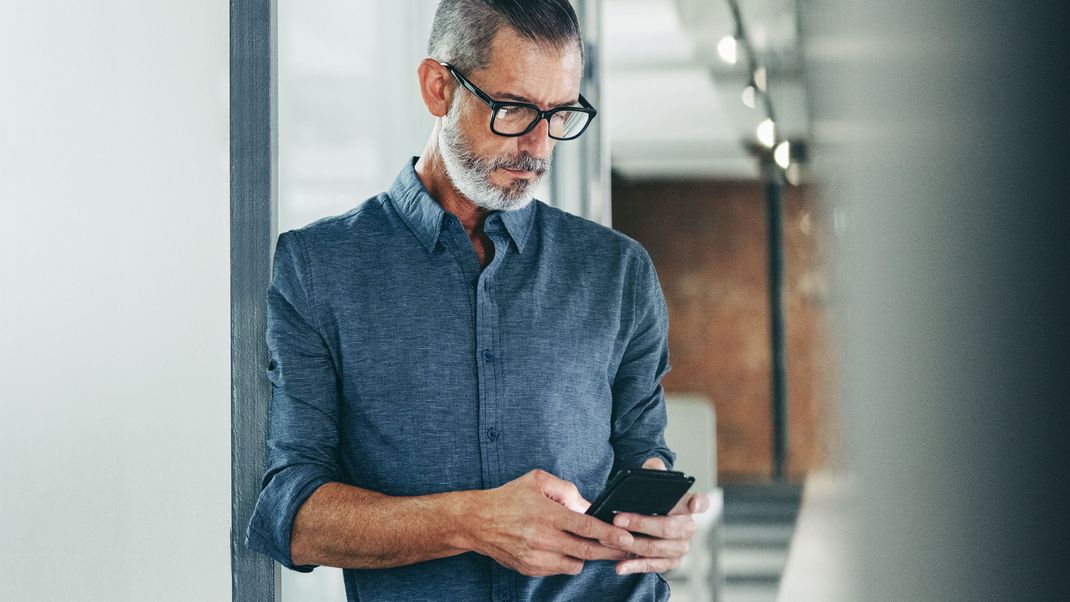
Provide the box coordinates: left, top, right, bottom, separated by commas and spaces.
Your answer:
474, 27, 584, 107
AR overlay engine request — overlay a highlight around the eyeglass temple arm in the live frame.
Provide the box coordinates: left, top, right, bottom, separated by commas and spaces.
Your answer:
439, 61, 497, 106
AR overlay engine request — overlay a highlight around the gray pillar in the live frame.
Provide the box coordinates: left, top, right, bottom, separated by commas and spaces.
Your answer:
231, 0, 280, 600
761, 154, 789, 481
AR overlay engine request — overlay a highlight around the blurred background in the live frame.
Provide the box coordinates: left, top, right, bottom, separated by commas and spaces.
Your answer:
2, 0, 1067, 601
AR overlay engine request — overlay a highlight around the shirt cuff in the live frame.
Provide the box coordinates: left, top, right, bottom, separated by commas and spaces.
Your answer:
245, 465, 336, 572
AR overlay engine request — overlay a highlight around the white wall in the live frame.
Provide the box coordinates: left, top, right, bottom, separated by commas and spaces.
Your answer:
0, 2, 231, 600
278, 0, 438, 233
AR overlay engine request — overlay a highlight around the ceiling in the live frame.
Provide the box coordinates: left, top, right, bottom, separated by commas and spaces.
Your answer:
604, 0, 809, 179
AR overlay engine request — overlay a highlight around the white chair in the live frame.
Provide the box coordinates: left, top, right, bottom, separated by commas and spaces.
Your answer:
662, 394, 724, 602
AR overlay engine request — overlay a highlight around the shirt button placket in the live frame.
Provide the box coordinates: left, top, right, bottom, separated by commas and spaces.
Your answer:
476, 269, 503, 493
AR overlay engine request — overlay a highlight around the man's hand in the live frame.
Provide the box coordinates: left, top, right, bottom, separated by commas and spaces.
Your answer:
462, 469, 635, 577
610, 457, 711, 575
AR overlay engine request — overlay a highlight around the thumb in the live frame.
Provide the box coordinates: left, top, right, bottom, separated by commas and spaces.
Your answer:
536, 472, 591, 513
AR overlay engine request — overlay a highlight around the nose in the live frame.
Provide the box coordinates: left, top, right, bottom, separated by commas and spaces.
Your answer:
517, 116, 556, 160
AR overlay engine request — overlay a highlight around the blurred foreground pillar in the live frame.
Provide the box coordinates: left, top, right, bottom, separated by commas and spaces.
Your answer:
806, 1, 1070, 600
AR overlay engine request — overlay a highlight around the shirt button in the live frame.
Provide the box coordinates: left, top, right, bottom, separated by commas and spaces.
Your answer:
487, 427, 499, 442
497, 591, 508, 601
482, 349, 495, 363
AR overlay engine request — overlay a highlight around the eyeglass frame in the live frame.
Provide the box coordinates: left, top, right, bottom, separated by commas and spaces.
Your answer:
439, 61, 598, 141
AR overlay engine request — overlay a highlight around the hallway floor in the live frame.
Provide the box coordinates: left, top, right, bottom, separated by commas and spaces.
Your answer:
720, 483, 802, 602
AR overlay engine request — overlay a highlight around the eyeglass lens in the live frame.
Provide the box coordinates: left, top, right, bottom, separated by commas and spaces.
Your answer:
492, 105, 590, 139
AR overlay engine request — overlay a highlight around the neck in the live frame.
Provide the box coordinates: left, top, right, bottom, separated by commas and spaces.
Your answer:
415, 125, 489, 239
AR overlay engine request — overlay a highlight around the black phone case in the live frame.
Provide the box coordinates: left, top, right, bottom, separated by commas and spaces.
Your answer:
585, 468, 695, 523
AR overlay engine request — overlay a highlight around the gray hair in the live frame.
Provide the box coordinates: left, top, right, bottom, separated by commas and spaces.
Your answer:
427, 0, 584, 74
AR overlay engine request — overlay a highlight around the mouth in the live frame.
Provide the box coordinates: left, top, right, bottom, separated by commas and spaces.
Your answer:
500, 167, 537, 179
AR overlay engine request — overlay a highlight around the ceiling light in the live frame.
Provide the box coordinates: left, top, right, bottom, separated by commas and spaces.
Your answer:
717, 35, 738, 64
786, 163, 802, 186
754, 66, 767, 91
757, 118, 776, 148
774, 141, 791, 169
742, 85, 757, 109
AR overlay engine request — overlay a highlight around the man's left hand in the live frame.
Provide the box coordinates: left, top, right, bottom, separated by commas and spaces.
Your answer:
610, 458, 711, 575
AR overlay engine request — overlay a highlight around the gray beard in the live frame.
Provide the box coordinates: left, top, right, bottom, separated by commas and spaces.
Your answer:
437, 101, 551, 212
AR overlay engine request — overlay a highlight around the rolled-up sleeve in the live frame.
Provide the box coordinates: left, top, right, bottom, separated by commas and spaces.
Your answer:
245, 231, 341, 572
610, 249, 677, 473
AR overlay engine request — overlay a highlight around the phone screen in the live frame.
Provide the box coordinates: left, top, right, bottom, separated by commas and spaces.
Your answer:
586, 468, 695, 523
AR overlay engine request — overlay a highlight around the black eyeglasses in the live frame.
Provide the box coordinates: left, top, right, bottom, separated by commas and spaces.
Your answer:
440, 62, 597, 141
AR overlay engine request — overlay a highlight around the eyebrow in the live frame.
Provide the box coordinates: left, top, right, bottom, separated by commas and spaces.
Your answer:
493, 91, 580, 109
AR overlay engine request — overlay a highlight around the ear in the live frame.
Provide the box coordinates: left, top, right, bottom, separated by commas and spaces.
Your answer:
417, 58, 453, 118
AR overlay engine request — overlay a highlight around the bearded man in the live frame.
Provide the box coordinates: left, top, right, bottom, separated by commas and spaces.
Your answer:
245, 1, 709, 600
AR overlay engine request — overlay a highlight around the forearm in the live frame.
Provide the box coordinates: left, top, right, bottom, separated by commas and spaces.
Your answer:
290, 481, 479, 569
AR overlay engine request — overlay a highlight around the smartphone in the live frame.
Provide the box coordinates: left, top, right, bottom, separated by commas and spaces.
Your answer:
585, 468, 695, 523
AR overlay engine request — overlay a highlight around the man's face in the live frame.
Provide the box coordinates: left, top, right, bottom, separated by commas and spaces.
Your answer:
438, 27, 584, 211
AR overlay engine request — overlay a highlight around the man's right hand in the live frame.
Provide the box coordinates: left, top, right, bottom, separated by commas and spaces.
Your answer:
460, 469, 636, 577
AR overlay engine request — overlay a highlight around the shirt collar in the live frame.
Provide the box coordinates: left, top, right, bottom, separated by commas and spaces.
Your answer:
388, 157, 536, 254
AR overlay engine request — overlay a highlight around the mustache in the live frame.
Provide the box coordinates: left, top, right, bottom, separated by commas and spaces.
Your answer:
493, 153, 551, 175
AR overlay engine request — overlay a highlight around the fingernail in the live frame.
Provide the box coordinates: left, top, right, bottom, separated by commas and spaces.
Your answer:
619, 532, 634, 546
619, 565, 630, 575
615, 516, 630, 528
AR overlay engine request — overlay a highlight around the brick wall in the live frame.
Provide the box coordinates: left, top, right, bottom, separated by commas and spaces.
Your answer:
612, 177, 835, 481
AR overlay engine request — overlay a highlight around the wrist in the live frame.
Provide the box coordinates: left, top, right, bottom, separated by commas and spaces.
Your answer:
444, 488, 483, 554
642, 456, 667, 470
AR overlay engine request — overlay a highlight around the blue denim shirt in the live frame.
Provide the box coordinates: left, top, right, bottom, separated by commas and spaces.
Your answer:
246, 159, 676, 601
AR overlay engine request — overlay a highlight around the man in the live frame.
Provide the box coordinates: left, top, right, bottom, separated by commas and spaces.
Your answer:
246, 1, 709, 600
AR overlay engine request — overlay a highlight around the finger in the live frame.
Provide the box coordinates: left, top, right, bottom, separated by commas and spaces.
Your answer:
669, 492, 710, 515
554, 532, 632, 562
533, 470, 591, 513
616, 556, 680, 575
521, 550, 585, 577
613, 533, 690, 560
688, 492, 709, 514
689, 492, 711, 514
613, 512, 695, 541
669, 493, 694, 515
556, 509, 635, 547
